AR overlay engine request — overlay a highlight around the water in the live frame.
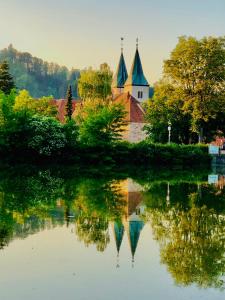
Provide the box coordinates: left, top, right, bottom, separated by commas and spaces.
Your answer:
0, 165, 225, 300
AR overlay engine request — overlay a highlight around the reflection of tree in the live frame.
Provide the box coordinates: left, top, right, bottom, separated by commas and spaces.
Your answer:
144, 182, 225, 289
74, 179, 126, 252
0, 211, 14, 249
76, 216, 110, 252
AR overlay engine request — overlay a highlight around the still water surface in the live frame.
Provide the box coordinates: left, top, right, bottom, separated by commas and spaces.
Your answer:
0, 166, 225, 300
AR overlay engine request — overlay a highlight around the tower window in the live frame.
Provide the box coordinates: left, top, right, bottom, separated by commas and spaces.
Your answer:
138, 91, 143, 99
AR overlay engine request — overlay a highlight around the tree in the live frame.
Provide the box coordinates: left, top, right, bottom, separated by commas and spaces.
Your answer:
66, 85, 73, 120
0, 61, 15, 94
78, 64, 112, 101
75, 99, 126, 146
144, 80, 191, 143
28, 116, 66, 156
13, 89, 57, 117
164, 36, 225, 142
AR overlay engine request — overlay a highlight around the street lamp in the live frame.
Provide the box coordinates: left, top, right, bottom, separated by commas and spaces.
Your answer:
168, 121, 172, 144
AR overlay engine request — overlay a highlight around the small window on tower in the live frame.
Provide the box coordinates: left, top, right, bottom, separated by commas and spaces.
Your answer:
138, 91, 143, 99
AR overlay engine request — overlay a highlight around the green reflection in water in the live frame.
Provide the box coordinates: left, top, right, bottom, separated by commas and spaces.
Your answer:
0, 164, 225, 289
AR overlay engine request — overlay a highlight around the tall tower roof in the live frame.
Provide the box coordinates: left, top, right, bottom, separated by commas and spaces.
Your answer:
125, 48, 149, 87
112, 52, 128, 88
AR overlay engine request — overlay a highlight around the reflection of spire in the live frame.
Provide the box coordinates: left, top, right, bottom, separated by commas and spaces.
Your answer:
127, 220, 144, 263
113, 221, 124, 254
113, 221, 124, 269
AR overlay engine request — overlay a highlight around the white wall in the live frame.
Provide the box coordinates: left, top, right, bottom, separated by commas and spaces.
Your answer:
124, 85, 149, 102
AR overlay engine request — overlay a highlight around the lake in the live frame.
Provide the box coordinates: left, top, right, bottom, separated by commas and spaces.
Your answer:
0, 164, 225, 300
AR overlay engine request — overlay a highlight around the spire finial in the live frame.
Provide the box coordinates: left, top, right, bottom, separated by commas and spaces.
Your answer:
136, 37, 139, 49
121, 37, 124, 53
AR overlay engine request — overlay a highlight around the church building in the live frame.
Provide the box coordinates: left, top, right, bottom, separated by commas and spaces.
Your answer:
112, 40, 149, 143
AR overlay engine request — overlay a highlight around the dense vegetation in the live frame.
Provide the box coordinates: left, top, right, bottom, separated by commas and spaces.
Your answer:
145, 36, 225, 143
0, 45, 80, 98
0, 58, 210, 166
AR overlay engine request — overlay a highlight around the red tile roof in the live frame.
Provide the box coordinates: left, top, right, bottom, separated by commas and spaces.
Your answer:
52, 93, 145, 124
51, 99, 81, 123
114, 92, 145, 123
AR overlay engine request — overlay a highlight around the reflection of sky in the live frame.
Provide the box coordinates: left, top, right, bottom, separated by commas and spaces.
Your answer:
1, 0, 225, 83
0, 225, 224, 300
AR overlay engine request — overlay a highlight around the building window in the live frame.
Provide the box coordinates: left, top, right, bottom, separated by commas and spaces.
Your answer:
138, 91, 143, 99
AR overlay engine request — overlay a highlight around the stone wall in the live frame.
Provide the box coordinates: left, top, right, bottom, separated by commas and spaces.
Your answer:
125, 122, 147, 143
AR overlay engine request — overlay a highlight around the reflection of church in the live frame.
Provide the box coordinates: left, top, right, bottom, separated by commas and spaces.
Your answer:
112, 179, 145, 265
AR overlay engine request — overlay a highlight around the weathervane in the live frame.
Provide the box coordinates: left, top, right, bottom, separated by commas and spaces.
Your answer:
121, 37, 124, 53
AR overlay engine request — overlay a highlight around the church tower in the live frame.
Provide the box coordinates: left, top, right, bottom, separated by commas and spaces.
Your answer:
112, 38, 128, 97
124, 39, 149, 102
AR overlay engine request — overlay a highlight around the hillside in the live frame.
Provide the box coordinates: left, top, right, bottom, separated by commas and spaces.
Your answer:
0, 45, 80, 98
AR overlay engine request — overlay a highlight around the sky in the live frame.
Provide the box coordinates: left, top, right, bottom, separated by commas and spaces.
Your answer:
0, 0, 225, 84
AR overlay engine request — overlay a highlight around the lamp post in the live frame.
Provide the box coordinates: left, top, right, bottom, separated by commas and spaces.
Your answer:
168, 121, 172, 144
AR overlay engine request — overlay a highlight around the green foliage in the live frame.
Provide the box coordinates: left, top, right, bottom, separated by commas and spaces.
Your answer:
127, 141, 210, 166
78, 64, 112, 101
14, 89, 57, 117
0, 45, 80, 98
75, 99, 127, 146
163, 36, 225, 141
0, 89, 16, 127
144, 80, 191, 143
27, 116, 66, 156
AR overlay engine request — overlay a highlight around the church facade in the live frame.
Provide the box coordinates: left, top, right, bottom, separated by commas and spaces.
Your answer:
112, 43, 149, 143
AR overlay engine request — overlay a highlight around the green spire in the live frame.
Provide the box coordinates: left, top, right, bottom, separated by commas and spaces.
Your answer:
128, 221, 144, 258
112, 52, 128, 88
125, 48, 149, 87
113, 221, 124, 254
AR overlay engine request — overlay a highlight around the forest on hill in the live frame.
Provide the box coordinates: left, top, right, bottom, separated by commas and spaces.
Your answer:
0, 44, 80, 98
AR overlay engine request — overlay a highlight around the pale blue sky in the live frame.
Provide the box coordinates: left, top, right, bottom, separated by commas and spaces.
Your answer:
0, 0, 225, 83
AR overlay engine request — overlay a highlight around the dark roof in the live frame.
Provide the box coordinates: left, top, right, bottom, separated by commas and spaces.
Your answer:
114, 92, 145, 123
125, 49, 149, 87
112, 52, 128, 88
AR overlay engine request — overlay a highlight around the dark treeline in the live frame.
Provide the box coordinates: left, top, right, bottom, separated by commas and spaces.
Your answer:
0, 45, 80, 98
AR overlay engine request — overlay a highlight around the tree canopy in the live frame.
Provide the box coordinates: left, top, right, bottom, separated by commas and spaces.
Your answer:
78, 64, 113, 101
145, 36, 225, 143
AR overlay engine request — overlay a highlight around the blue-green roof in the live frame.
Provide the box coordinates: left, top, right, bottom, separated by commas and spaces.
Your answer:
113, 221, 124, 254
112, 52, 128, 88
128, 220, 144, 258
125, 49, 149, 87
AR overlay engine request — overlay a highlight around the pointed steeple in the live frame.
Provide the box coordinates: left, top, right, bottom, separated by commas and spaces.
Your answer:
112, 52, 128, 88
125, 45, 149, 87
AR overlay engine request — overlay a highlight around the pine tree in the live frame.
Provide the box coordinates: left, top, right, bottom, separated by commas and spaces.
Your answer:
66, 85, 73, 120
0, 61, 15, 94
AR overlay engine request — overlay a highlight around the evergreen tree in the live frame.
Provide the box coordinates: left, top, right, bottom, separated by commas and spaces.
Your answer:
0, 61, 15, 94
66, 85, 73, 120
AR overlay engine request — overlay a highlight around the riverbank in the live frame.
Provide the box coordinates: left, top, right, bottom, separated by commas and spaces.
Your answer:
1, 140, 210, 167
